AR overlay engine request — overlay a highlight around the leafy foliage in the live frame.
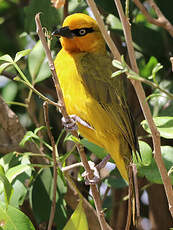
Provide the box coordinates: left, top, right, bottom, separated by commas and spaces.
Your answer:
0, 0, 173, 229
0, 201, 35, 230
63, 200, 88, 230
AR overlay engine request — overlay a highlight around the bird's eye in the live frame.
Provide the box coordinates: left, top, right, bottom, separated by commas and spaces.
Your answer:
79, 29, 87, 36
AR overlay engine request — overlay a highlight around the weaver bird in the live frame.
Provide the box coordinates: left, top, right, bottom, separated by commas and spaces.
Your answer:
53, 13, 138, 182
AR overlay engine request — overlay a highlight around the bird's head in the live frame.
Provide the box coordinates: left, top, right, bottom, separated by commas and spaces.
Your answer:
52, 13, 105, 53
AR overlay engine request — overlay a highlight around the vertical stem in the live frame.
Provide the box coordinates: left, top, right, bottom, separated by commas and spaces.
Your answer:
74, 140, 112, 230
43, 102, 58, 230
125, 0, 130, 17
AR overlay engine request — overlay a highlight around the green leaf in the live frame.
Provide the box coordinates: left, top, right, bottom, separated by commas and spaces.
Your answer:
14, 49, 31, 63
131, 23, 165, 57
6, 164, 31, 183
137, 146, 173, 184
0, 63, 11, 74
68, 0, 87, 13
139, 56, 158, 78
28, 40, 50, 83
64, 133, 80, 144
133, 141, 152, 167
0, 166, 13, 207
106, 14, 122, 30
141, 117, 173, 139
105, 168, 128, 189
24, 0, 61, 32
168, 166, 173, 176
30, 168, 67, 229
112, 60, 123, 69
0, 201, 35, 230
0, 54, 13, 63
8, 180, 27, 208
111, 69, 126, 78
19, 131, 39, 147
7, 155, 32, 208
0, 153, 14, 172
80, 138, 108, 159
34, 126, 47, 135
95, 0, 117, 15
152, 63, 163, 76
2, 81, 18, 102
63, 200, 88, 230
34, 57, 51, 83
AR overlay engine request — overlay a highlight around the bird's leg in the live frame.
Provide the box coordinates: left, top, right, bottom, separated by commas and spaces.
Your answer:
83, 155, 112, 185
62, 115, 78, 131
62, 114, 94, 131
96, 155, 111, 171
82, 161, 100, 185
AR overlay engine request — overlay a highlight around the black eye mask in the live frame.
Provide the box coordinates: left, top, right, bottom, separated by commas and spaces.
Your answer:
52, 26, 94, 38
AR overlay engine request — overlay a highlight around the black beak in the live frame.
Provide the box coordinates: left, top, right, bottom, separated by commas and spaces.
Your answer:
52, 26, 74, 38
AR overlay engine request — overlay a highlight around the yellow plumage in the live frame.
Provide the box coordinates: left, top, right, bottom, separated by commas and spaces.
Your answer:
54, 13, 137, 182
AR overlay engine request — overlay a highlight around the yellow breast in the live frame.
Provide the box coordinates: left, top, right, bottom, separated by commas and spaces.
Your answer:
55, 49, 115, 146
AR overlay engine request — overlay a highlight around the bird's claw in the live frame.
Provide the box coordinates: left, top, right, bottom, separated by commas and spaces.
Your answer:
84, 175, 100, 185
82, 161, 100, 185
62, 114, 94, 131
62, 115, 78, 131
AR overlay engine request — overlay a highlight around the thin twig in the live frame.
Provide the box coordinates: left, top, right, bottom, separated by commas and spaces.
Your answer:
62, 162, 83, 172
1, 70, 17, 80
35, 13, 67, 117
16, 77, 59, 107
63, 0, 68, 19
35, 13, 111, 230
132, 164, 140, 218
127, 74, 173, 100
43, 102, 58, 230
125, 166, 132, 230
170, 57, 173, 72
133, 0, 173, 37
114, 0, 173, 218
102, 186, 111, 205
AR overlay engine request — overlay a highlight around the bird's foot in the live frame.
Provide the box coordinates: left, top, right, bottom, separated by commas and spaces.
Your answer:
82, 156, 113, 184
82, 161, 100, 185
62, 115, 78, 131
62, 114, 94, 131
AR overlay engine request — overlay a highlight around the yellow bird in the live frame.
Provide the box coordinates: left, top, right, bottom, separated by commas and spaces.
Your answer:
53, 13, 138, 182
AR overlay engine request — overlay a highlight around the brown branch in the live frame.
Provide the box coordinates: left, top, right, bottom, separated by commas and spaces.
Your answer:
1, 70, 17, 80
63, 0, 69, 19
125, 166, 132, 230
43, 102, 58, 230
35, 13, 111, 230
0, 96, 48, 163
132, 164, 140, 219
133, 0, 173, 37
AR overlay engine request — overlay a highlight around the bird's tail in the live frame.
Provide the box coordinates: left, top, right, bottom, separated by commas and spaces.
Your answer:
107, 139, 140, 227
